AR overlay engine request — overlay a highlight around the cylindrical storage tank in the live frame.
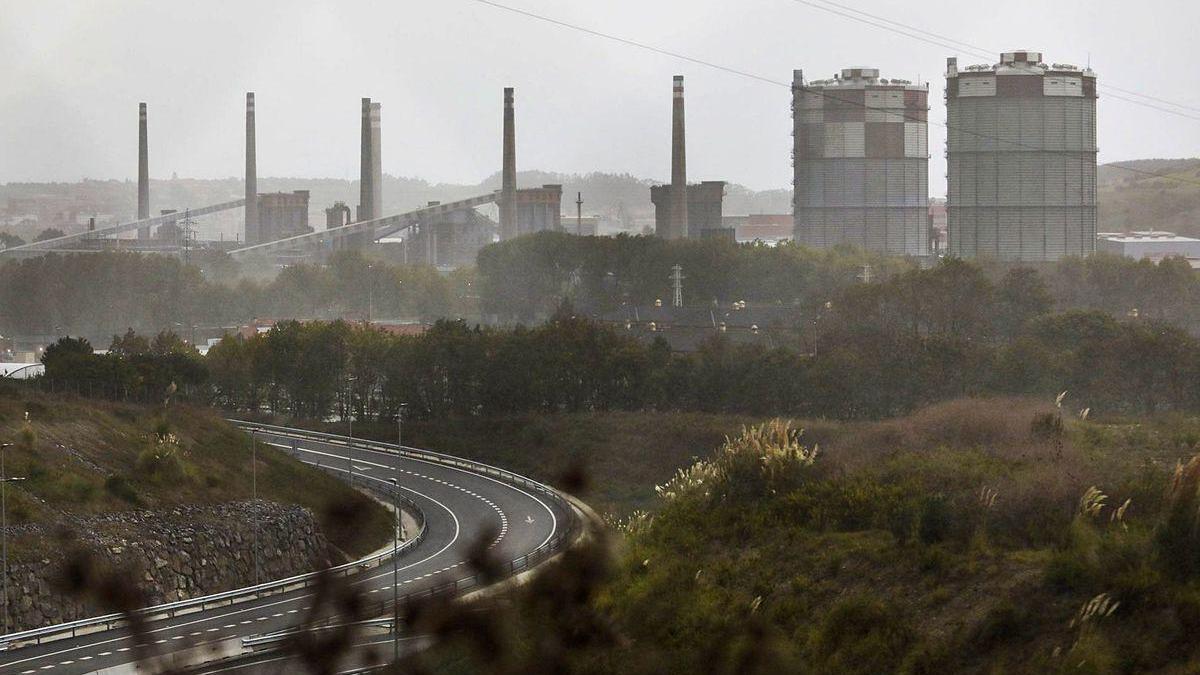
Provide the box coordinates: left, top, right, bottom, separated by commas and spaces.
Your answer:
945, 51, 1097, 261
792, 68, 929, 256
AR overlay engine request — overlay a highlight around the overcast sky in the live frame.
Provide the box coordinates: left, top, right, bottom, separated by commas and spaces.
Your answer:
3, 0, 1199, 195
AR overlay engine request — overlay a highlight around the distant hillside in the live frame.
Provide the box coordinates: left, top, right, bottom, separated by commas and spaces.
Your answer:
7, 160, 1197, 242
0, 172, 793, 242
1098, 158, 1200, 236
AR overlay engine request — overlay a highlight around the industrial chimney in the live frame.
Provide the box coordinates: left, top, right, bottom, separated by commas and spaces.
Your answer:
137, 102, 150, 239
669, 76, 688, 240
370, 102, 383, 220
359, 98, 373, 222
499, 87, 517, 240
245, 92, 258, 245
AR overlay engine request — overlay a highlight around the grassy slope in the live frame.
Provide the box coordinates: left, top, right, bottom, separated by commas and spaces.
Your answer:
1099, 159, 1200, 237
402, 399, 1200, 674
0, 388, 390, 560
330, 411, 757, 518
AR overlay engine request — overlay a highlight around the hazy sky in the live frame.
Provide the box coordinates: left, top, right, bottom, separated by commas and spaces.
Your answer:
3, 0, 1199, 195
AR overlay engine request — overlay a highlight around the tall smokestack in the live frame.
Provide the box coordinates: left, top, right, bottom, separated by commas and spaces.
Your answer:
791, 70, 803, 243
370, 102, 382, 220
669, 76, 688, 240
245, 92, 258, 245
499, 87, 517, 240
359, 97, 372, 222
137, 102, 150, 239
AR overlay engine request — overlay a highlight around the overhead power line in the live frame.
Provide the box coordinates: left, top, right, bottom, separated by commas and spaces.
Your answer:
468, 0, 1200, 189
795, 0, 1200, 118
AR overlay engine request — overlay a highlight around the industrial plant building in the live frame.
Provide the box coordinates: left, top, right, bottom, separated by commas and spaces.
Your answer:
792, 68, 930, 256
650, 181, 727, 239
256, 191, 312, 242
648, 76, 733, 240
945, 51, 1098, 261
1097, 231, 1200, 266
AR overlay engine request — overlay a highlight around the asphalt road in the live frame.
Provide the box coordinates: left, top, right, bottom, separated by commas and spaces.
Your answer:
0, 427, 569, 675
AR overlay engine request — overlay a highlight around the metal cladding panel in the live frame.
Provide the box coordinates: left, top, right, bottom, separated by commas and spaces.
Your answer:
903, 123, 927, 157
975, 209, 998, 255
801, 91, 826, 109
958, 76, 996, 97
843, 122, 866, 157
865, 123, 903, 158
1020, 154, 1045, 205
998, 210, 1022, 259
865, 163, 886, 204
996, 74, 1045, 97
1044, 209, 1067, 259
1022, 217, 1047, 260
1064, 208, 1083, 254
864, 208, 886, 250
1044, 75, 1083, 97
800, 109, 823, 123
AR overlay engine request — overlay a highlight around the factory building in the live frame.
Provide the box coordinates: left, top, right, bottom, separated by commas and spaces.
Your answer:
325, 202, 352, 230
650, 181, 728, 238
256, 191, 311, 242
514, 185, 563, 236
945, 51, 1098, 261
1097, 231, 1200, 266
792, 68, 929, 256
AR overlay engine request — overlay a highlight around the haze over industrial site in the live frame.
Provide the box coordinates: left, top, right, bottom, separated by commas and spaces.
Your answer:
3, 0, 1198, 190
6, 2, 1200, 674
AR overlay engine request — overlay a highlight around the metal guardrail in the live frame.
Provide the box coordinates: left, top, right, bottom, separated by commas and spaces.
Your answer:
0, 421, 579, 654
232, 421, 580, 618
242, 618, 396, 649
0, 463, 428, 651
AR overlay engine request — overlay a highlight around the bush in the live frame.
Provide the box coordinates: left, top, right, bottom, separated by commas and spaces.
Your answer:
135, 434, 188, 483
1157, 455, 1200, 579
807, 597, 915, 674
104, 475, 141, 505
918, 494, 953, 544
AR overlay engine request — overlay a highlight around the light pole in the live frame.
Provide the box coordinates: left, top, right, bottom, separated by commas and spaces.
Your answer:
389, 477, 399, 662
250, 430, 260, 586
1, 442, 25, 635
395, 404, 406, 541
367, 264, 374, 324
346, 376, 356, 483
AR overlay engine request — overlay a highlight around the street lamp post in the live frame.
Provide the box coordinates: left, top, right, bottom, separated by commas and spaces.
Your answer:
389, 477, 400, 662
367, 264, 374, 324
1, 442, 26, 635
346, 376, 356, 484
250, 430, 259, 586
395, 404, 406, 541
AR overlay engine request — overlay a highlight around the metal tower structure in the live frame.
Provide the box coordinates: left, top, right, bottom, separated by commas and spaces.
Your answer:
670, 264, 685, 308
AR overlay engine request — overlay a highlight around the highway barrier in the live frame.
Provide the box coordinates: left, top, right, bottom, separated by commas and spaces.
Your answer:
0, 421, 580, 655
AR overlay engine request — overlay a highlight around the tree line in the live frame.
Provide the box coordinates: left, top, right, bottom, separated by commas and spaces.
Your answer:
4, 234, 1199, 343
0, 250, 470, 340
477, 232, 1200, 333
36, 257, 1200, 420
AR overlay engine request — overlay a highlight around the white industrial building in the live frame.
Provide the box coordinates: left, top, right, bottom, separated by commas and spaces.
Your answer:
1097, 231, 1200, 266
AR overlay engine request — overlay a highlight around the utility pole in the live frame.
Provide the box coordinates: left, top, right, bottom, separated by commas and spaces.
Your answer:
576, 192, 583, 236
1, 442, 24, 635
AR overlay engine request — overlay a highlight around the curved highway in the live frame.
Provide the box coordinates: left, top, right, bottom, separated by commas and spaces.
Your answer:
0, 426, 573, 675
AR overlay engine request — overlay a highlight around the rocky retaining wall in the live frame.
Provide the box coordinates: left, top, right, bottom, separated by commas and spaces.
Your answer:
2, 500, 329, 632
